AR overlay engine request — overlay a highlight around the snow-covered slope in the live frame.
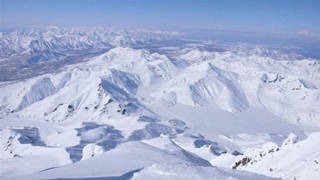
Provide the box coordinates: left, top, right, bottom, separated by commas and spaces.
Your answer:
234, 132, 320, 180
0, 29, 320, 180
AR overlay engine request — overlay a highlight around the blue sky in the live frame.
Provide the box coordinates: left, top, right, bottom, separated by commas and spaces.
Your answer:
1, 0, 320, 35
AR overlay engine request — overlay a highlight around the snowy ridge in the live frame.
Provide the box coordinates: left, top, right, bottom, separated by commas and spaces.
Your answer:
0, 26, 181, 57
0, 32, 320, 180
0, 27, 182, 81
234, 133, 320, 180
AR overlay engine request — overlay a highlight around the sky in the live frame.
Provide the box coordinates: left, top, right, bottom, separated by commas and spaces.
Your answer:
1, 0, 320, 35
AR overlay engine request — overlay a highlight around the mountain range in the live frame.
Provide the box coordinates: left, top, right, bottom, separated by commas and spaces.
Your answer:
0, 27, 320, 180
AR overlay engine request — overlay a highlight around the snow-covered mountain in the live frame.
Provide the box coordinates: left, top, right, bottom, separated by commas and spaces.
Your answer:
0, 28, 320, 180
0, 26, 181, 56
0, 26, 182, 81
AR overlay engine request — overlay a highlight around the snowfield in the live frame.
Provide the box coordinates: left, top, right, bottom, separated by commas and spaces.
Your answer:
0, 27, 320, 180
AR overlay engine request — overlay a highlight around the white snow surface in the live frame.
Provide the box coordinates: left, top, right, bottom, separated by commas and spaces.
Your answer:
0, 42, 320, 180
